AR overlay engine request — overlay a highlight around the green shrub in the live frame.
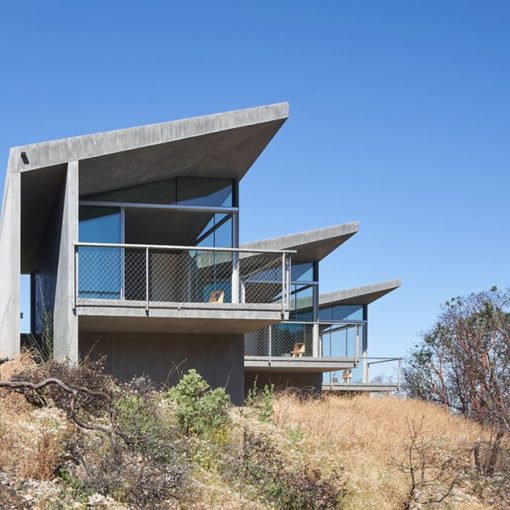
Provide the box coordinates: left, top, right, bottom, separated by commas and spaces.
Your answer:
236, 429, 345, 510
246, 379, 275, 422
166, 369, 231, 439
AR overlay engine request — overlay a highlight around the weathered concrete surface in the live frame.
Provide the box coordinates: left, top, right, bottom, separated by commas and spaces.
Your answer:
245, 371, 323, 394
53, 162, 79, 362
319, 280, 401, 307
80, 331, 245, 405
244, 356, 355, 373
12, 103, 288, 174
0, 158, 20, 359
241, 222, 359, 262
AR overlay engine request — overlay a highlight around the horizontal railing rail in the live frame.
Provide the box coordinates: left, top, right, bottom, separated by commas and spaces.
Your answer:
74, 242, 294, 312
325, 356, 404, 389
244, 321, 363, 362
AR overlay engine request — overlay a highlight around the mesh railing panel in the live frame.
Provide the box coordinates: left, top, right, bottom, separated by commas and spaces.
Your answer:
76, 245, 289, 306
244, 322, 362, 359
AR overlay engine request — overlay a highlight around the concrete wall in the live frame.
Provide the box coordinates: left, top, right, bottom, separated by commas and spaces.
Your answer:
79, 331, 245, 405
245, 371, 323, 395
0, 161, 20, 359
53, 162, 79, 362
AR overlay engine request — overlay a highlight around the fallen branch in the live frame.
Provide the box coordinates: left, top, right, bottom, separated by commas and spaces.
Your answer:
0, 377, 136, 444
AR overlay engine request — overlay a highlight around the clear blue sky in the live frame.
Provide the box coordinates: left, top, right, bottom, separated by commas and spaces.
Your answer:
1, 1, 509, 359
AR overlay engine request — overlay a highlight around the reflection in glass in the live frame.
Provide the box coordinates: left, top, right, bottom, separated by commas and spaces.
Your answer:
82, 178, 177, 205
177, 177, 233, 207
318, 304, 364, 322
78, 206, 122, 300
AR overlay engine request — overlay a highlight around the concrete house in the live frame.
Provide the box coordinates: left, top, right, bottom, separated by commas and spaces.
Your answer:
0, 103, 400, 404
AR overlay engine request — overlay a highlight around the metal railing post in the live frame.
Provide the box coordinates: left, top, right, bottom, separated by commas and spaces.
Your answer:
281, 253, 286, 314
74, 245, 78, 310
145, 246, 149, 314
397, 358, 402, 390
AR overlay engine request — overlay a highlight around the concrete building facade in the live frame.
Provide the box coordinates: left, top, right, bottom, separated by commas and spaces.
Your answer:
0, 104, 400, 404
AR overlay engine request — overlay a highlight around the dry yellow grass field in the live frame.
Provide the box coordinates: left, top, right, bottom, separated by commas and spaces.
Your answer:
271, 393, 491, 509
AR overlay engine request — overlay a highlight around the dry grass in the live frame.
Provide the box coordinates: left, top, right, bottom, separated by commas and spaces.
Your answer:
272, 393, 491, 510
0, 354, 71, 481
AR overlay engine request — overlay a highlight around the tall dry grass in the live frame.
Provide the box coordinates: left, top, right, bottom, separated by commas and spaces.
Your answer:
272, 393, 490, 510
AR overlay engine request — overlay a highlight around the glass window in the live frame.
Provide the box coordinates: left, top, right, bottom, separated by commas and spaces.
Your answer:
196, 213, 233, 248
291, 263, 314, 282
79, 206, 121, 242
177, 177, 233, 207
319, 304, 364, 322
289, 284, 314, 321
81, 178, 177, 205
78, 206, 122, 300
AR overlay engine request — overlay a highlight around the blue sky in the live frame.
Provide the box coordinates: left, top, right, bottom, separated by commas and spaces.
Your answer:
1, 1, 509, 359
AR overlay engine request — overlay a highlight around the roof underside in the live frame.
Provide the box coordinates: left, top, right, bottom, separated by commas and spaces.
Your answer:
319, 280, 401, 306
241, 222, 359, 262
18, 104, 288, 272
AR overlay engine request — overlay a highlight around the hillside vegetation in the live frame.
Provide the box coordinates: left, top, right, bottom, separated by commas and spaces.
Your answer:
0, 353, 507, 509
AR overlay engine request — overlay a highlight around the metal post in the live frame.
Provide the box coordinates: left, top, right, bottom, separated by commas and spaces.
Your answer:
231, 213, 240, 303
281, 253, 286, 314
73, 246, 78, 311
145, 246, 149, 314
397, 358, 402, 390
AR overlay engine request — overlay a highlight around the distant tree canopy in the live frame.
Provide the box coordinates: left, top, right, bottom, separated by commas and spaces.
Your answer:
404, 287, 510, 430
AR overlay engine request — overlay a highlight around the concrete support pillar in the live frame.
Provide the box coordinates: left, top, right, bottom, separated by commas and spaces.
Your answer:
0, 161, 21, 359
53, 161, 79, 363
312, 323, 320, 357
362, 322, 369, 384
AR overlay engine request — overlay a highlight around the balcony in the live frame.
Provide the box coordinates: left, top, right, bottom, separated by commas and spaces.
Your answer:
74, 242, 293, 335
323, 357, 403, 393
244, 321, 362, 372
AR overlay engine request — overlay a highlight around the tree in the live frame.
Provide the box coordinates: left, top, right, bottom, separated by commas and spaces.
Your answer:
404, 287, 510, 429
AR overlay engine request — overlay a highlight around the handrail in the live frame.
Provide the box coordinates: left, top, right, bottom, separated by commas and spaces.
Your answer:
74, 241, 297, 255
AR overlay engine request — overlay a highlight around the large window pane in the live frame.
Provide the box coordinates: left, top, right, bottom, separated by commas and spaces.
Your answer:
177, 177, 233, 207
290, 284, 314, 321
291, 262, 314, 282
81, 178, 176, 205
78, 206, 121, 300
319, 304, 364, 321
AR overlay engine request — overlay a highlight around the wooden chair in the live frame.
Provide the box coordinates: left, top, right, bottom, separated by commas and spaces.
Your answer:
209, 290, 225, 303
341, 369, 352, 384
291, 342, 305, 357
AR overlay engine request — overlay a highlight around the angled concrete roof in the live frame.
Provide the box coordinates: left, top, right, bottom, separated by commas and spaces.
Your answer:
319, 280, 401, 307
241, 222, 359, 262
14, 103, 288, 271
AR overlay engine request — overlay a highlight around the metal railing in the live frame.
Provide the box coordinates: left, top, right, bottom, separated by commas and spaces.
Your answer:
244, 321, 362, 361
325, 356, 403, 388
74, 243, 293, 311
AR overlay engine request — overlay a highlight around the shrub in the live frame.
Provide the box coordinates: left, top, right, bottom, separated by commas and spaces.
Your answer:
233, 429, 345, 510
166, 369, 231, 439
246, 380, 274, 422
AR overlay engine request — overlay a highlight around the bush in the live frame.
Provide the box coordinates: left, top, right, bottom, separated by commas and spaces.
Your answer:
246, 380, 274, 422
231, 429, 345, 510
166, 369, 231, 439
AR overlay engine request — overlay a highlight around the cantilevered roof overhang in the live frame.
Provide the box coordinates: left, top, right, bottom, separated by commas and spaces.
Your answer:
241, 222, 359, 262
14, 103, 288, 272
319, 280, 401, 307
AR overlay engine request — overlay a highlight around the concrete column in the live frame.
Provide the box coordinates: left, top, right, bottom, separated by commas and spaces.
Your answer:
0, 158, 21, 359
53, 161, 79, 363
312, 323, 320, 357
362, 322, 369, 383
